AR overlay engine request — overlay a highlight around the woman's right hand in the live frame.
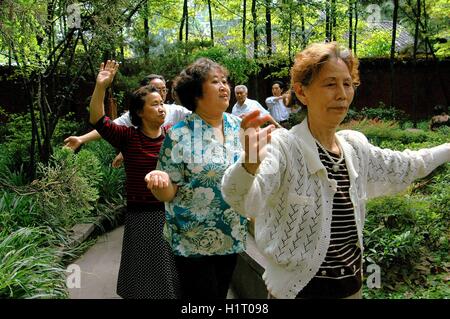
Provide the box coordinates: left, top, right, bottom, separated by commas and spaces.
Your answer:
240, 110, 275, 175
63, 136, 82, 151
96, 60, 119, 89
145, 170, 170, 190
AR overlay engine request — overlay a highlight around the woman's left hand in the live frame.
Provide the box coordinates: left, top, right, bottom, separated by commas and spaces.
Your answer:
145, 170, 170, 189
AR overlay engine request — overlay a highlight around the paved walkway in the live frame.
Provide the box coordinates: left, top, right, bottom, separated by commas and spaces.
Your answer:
67, 225, 237, 299
68, 226, 123, 299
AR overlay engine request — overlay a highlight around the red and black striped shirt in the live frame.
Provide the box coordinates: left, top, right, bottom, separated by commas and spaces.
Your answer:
94, 116, 168, 211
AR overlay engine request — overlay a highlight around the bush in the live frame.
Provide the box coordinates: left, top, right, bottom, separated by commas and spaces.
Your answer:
0, 227, 69, 298
344, 103, 409, 124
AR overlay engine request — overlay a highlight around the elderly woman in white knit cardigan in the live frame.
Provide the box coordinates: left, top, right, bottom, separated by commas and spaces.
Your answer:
221, 42, 450, 299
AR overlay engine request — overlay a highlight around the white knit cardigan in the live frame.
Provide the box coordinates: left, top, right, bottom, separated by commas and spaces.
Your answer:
221, 118, 450, 299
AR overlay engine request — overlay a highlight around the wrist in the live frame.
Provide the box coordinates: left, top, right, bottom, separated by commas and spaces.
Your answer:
242, 162, 259, 175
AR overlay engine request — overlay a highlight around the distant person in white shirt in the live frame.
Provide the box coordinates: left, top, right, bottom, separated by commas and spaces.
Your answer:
265, 81, 291, 127
64, 74, 191, 166
232, 85, 269, 117
232, 85, 281, 127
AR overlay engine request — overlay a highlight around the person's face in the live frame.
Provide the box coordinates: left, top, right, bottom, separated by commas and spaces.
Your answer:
235, 88, 247, 105
138, 92, 166, 126
272, 83, 282, 97
197, 69, 230, 115
149, 78, 167, 102
295, 58, 354, 127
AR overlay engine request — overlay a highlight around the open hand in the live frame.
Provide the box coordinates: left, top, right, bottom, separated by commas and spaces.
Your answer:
96, 60, 119, 89
240, 110, 275, 174
112, 152, 124, 168
63, 136, 82, 151
145, 170, 170, 190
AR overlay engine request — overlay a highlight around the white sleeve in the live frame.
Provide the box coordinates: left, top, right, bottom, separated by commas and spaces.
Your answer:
113, 111, 133, 127
221, 131, 287, 218
363, 139, 450, 198
165, 104, 191, 126
265, 96, 277, 110
255, 101, 269, 115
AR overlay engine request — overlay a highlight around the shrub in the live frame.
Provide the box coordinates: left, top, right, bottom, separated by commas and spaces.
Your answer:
0, 227, 69, 298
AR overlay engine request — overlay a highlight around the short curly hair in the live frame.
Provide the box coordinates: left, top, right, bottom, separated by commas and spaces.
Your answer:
173, 58, 229, 112
129, 85, 160, 127
290, 42, 360, 88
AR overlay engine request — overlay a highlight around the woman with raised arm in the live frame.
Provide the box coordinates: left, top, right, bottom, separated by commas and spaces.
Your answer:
89, 60, 179, 299
221, 42, 450, 299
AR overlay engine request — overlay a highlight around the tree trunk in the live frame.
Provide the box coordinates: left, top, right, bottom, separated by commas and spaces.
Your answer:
299, 1, 306, 48
179, 0, 187, 42
252, 0, 258, 59
265, 0, 272, 56
390, 0, 399, 109
326, 0, 331, 40
332, 0, 336, 41
353, 0, 358, 54
243, 0, 246, 45
288, 4, 292, 62
185, 1, 189, 43
208, 0, 214, 45
143, 0, 149, 59
423, 0, 428, 59
348, 0, 353, 49
412, 0, 421, 127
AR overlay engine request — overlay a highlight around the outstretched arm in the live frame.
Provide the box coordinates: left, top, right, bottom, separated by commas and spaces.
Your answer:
64, 130, 102, 150
89, 60, 119, 125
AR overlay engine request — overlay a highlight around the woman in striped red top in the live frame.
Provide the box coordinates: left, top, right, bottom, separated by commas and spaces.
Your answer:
89, 60, 179, 299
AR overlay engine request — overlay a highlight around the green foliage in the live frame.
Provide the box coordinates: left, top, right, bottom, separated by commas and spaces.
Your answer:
32, 148, 101, 229
344, 103, 409, 123
0, 227, 69, 299
82, 139, 125, 204
192, 45, 260, 84
0, 192, 38, 231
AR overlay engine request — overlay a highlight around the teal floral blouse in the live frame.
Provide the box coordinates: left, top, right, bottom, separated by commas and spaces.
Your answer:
157, 112, 248, 257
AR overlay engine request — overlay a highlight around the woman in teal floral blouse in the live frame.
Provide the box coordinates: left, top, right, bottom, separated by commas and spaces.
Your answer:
145, 58, 272, 299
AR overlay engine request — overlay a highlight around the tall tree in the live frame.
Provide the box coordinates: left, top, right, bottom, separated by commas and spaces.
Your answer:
265, 0, 272, 56
179, 0, 188, 42
299, 0, 306, 48
207, 0, 214, 45
348, 0, 353, 49
390, 0, 399, 108
353, 0, 358, 54
251, 0, 258, 58
412, 0, 421, 127
332, 0, 336, 41
325, 0, 331, 40
143, 0, 149, 59
242, 0, 246, 45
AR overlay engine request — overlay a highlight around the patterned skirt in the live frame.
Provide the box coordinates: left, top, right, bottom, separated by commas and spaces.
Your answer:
116, 205, 180, 299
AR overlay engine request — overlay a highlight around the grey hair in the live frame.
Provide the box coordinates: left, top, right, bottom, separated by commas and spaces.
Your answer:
234, 85, 248, 93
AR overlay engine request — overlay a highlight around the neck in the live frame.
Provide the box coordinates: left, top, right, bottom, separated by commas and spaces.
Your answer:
308, 117, 339, 153
196, 110, 223, 128
140, 122, 162, 138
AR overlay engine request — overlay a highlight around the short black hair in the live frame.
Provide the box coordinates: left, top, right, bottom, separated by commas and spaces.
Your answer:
272, 80, 284, 90
140, 74, 165, 86
173, 58, 229, 112
129, 85, 159, 127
